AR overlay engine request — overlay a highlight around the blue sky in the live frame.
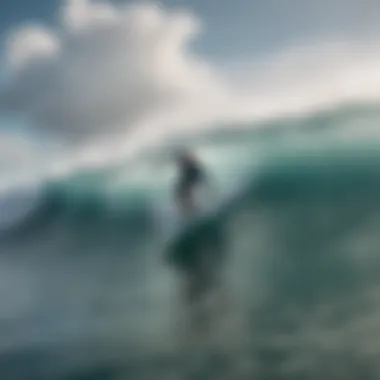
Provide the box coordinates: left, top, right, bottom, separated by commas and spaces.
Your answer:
1, 0, 379, 60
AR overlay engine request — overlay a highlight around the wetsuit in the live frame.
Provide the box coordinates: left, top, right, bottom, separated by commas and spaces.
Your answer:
175, 157, 205, 205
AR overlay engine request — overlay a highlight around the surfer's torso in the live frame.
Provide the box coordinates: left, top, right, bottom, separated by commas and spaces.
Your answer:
176, 160, 204, 196
175, 155, 206, 217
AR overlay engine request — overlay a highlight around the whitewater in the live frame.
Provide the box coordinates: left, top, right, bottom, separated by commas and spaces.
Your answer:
1, 102, 380, 379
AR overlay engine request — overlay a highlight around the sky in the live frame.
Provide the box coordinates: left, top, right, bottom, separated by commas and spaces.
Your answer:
1, 0, 380, 59
1, 0, 380, 188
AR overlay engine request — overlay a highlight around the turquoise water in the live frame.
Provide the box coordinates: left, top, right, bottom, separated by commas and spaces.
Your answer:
2, 104, 380, 379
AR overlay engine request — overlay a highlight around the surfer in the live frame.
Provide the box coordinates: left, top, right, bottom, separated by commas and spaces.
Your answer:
171, 148, 226, 341
174, 148, 207, 217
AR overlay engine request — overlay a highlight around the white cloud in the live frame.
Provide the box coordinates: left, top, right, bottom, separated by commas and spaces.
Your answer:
1, 0, 228, 145
6, 26, 60, 72
61, 0, 118, 32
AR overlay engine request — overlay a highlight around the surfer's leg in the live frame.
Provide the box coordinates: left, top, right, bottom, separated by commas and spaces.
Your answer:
178, 266, 208, 338
176, 267, 208, 364
196, 251, 232, 344
182, 255, 220, 338
176, 261, 227, 376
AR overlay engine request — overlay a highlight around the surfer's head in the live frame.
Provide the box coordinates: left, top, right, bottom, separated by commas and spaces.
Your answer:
174, 147, 195, 166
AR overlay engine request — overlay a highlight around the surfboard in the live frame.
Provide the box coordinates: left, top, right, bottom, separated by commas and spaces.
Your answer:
164, 207, 226, 274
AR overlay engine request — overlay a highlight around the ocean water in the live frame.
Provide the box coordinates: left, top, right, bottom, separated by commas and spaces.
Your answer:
2, 103, 380, 379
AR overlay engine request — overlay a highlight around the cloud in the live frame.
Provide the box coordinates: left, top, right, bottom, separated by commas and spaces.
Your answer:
6, 26, 60, 72
1, 0, 229, 144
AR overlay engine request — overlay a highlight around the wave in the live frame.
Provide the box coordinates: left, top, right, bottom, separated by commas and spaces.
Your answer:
2, 101, 380, 241
3, 102, 380, 378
